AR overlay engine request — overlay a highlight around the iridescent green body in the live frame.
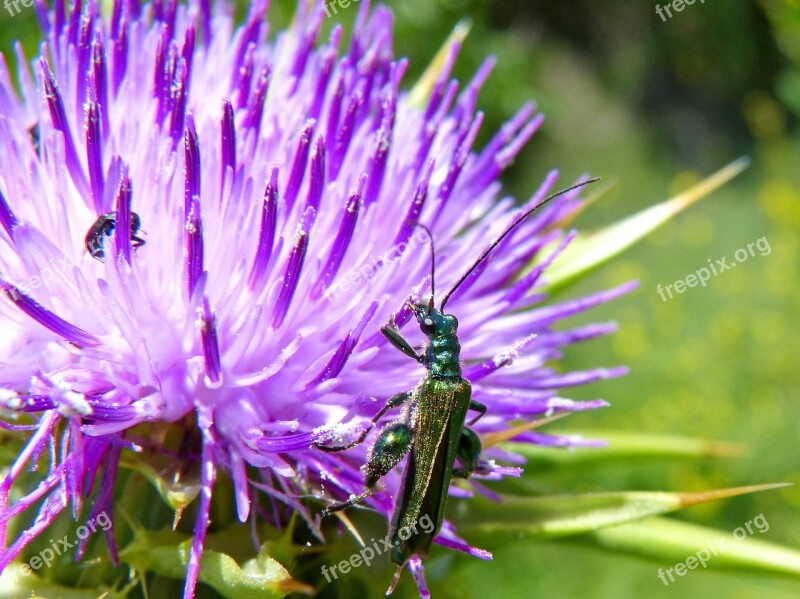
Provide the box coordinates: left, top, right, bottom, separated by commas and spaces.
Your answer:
423, 310, 462, 379
314, 179, 601, 592
389, 376, 471, 563
318, 304, 486, 568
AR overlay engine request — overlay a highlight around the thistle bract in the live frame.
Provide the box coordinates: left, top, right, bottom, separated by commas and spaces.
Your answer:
0, 1, 632, 596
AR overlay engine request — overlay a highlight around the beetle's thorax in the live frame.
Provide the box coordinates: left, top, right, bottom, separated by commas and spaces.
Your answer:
424, 333, 461, 379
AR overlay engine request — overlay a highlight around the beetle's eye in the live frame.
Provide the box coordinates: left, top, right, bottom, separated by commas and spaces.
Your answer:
421, 317, 436, 335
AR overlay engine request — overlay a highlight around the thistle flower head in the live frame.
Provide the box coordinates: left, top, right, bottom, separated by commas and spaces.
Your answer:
0, 1, 633, 596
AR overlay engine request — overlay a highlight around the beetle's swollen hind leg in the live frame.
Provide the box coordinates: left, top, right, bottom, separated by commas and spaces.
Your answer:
452, 427, 482, 478
315, 391, 412, 452
454, 402, 486, 477
322, 421, 414, 515
364, 421, 414, 487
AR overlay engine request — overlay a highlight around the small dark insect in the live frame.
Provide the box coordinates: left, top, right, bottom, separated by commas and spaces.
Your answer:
85, 211, 145, 261
28, 123, 40, 155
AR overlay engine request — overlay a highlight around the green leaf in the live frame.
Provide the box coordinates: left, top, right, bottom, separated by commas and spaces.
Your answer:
120, 454, 201, 517
456, 483, 789, 542
407, 20, 471, 108
0, 564, 118, 599
121, 528, 312, 599
541, 157, 750, 292
505, 430, 745, 466
583, 516, 800, 580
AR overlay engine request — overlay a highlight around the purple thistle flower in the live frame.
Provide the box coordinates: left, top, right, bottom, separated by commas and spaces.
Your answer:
0, 1, 634, 596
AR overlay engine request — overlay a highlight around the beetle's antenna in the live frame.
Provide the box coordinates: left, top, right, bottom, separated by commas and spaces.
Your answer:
409, 222, 436, 311
440, 177, 601, 311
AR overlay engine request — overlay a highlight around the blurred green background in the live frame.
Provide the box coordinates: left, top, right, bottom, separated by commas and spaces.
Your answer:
2, 0, 798, 598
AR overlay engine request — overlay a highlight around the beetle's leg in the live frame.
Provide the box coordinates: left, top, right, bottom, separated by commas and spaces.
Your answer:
323, 489, 377, 515
381, 324, 423, 363
131, 235, 146, 248
315, 391, 412, 452
466, 400, 487, 426
364, 421, 413, 487
452, 427, 482, 478
323, 421, 413, 515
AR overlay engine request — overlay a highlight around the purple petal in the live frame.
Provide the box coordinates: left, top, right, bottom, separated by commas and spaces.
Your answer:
253, 430, 323, 452
220, 99, 236, 193
41, 59, 90, 198
271, 207, 313, 328
284, 120, 315, 209
407, 556, 431, 599
305, 135, 326, 213
185, 195, 204, 299
434, 533, 492, 560
305, 300, 378, 388
242, 67, 270, 137
393, 160, 433, 246
85, 101, 105, 213
111, 16, 128, 95
113, 164, 132, 263
311, 174, 365, 299
234, 43, 255, 110
0, 486, 67, 571
249, 168, 279, 288
183, 424, 217, 599
91, 38, 110, 136
0, 281, 99, 347
200, 296, 222, 385
170, 59, 190, 145
0, 188, 20, 240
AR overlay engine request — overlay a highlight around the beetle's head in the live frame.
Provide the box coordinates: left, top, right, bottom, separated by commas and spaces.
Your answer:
411, 300, 457, 338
